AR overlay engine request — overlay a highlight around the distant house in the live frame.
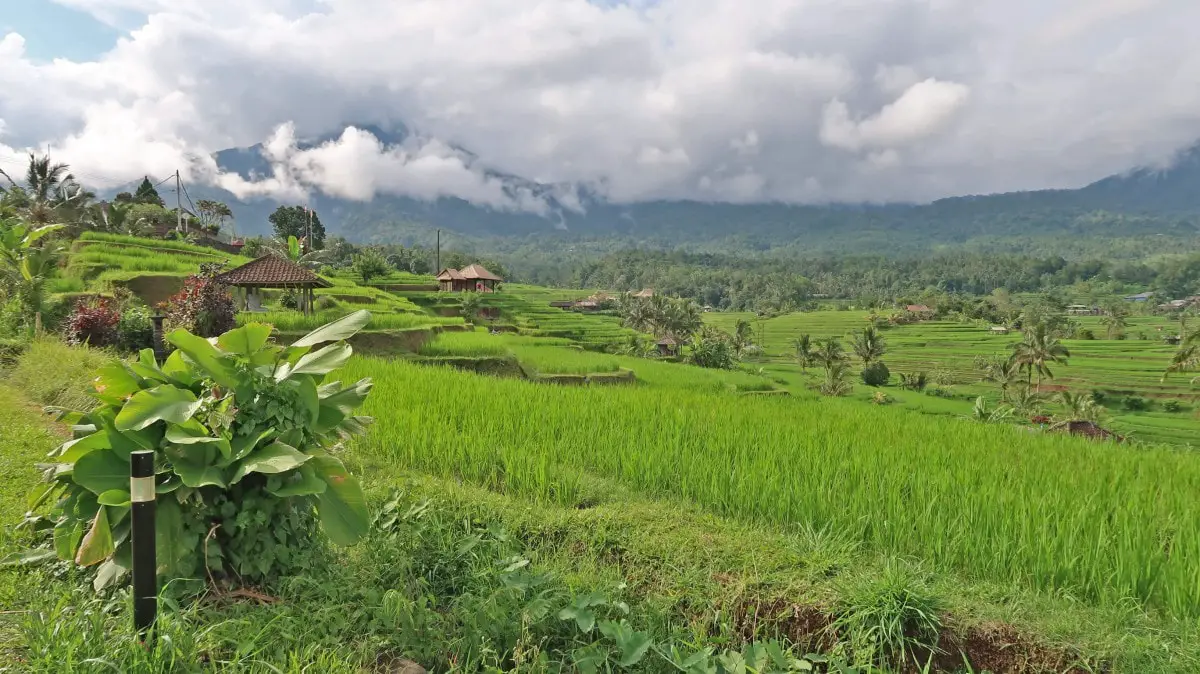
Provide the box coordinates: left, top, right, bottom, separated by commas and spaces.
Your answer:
573, 300, 600, 312
1124, 292, 1154, 302
655, 336, 679, 356
1066, 304, 1100, 316
633, 288, 655, 298
1049, 420, 1123, 442
549, 300, 575, 309
214, 255, 332, 315
990, 326, 1010, 334
906, 304, 933, 315
437, 264, 503, 292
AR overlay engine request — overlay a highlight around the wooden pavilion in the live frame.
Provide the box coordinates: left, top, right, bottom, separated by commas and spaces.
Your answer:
214, 256, 332, 315
437, 264, 503, 292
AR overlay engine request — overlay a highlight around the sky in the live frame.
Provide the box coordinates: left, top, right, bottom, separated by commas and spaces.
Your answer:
1, 0, 1199, 215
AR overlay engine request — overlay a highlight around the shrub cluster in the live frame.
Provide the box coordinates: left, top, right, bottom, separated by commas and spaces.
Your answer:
162, 266, 235, 337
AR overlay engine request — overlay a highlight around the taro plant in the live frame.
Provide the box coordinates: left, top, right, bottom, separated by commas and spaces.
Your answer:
28, 310, 376, 591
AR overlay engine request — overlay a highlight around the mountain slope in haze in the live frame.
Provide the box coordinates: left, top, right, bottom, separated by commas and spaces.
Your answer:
199, 127, 1200, 258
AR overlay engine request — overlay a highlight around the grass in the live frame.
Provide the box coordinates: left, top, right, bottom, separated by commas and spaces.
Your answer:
3, 343, 1200, 670
340, 354, 1200, 622
238, 310, 466, 332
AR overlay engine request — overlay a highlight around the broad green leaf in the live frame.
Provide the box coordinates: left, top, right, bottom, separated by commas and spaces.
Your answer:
97, 489, 131, 507
248, 344, 284, 368
165, 444, 227, 488
112, 424, 163, 453
290, 376, 320, 425
128, 354, 168, 384
90, 362, 142, 406
57, 430, 112, 463
266, 464, 328, 497
291, 310, 371, 348
54, 519, 83, 560
572, 645, 607, 674
73, 449, 129, 495
218, 323, 273, 355
227, 428, 275, 464
156, 498, 185, 577
93, 557, 128, 592
115, 384, 201, 431
716, 650, 746, 674
318, 378, 373, 414
310, 452, 369, 545
230, 442, 310, 484
286, 343, 353, 379
161, 350, 197, 387
165, 329, 240, 389
75, 508, 114, 567
0, 549, 57, 568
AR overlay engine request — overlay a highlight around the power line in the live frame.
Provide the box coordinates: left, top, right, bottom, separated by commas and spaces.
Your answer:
179, 177, 198, 217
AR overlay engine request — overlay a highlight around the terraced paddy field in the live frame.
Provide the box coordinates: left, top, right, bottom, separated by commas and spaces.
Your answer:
706, 310, 1199, 446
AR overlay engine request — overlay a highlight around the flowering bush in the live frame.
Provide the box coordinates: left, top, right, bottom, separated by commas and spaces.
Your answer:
64, 298, 120, 347
163, 265, 235, 337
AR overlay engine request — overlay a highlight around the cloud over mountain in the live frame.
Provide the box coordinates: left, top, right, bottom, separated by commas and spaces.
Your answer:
2, 0, 1199, 210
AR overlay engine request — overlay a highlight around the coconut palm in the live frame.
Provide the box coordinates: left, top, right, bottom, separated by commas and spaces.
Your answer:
733, 319, 753, 356
1057, 390, 1104, 423
979, 355, 1023, 398
0, 154, 93, 225
1011, 322, 1070, 392
820, 360, 853, 397
816, 337, 846, 368
1102, 301, 1129, 339
266, 235, 333, 269
1164, 318, 1200, 384
793, 333, 815, 371
0, 219, 65, 332
851, 326, 887, 365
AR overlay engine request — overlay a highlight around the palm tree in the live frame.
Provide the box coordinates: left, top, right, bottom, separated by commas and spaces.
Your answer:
267, 235, 332, 269
1164, 318, 1200, 384
793, 333, 815, 371
816, 337, 846, 368
1102, 300, 1129, 339
0, 219, 65, 332
1007, 386, 1047, 418
851, 326, 887, 365
733, 318, 753, 356
979, 355, 1022, 399
820, 360, 853, 397
1057, 390, 1104, 423
1011, 322, 1070, 392
0, 154, 93, 225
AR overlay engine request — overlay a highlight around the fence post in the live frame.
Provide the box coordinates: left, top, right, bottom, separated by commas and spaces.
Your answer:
130, 450, 157, 642
150, 315, 166, 363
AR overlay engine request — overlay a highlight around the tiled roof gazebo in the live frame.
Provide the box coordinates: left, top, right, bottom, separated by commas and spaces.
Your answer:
214, 255, 332, 315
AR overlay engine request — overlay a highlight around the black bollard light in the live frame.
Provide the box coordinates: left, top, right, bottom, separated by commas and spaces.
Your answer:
130, 450, 157, 642
150, 315, 167, 363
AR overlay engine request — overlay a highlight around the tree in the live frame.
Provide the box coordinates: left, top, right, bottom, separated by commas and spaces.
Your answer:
1102, 300, 1129, 339
733, 319, 754, 356
352, 249, 391, 284
269, 205, 326, 250
132, 176, 165, 206
0, 219, 65, 332
267, 235, 332, 270
1164, 319, 1200, 384
820, 361, 853, 397
977, 355, 1022, 399
816, 337, 846, 368
196, 199, 233, 233
1057, 390, 1104, 423
1011, 322, 1070, 392
688, 326, 738, 369
793, 334, 815, 371
851, 326, 887, 365
0, 154, 93, 225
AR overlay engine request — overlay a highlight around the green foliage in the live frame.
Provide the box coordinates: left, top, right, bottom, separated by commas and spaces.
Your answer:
860, 362, 890, 387
128, 177, 165, 207
269, 206, 326, 250
851, 326, 887, 365
820, 361, 853, 397
687, 327, 738, 370
1123, 396, 1151, 412
26, 312, 376, 589
351, 248, 391, 284
1163, 400, 1184, 413
833, 563, 944, 669
162, 267, 235, 337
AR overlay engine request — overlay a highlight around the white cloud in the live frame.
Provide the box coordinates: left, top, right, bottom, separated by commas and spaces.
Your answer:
0, 0, 1197, 210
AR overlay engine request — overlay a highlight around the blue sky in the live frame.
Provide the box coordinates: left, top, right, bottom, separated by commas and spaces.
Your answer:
2, 1, 120, 61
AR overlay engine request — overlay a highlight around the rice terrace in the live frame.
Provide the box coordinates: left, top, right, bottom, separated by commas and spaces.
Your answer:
5, 3, 1200, 671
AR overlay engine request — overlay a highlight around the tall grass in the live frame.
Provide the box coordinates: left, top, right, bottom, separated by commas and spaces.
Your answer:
342, 355, 1200, 620
238, 311, 465, 332
4, 339, 109, 411
419, 331, 510, 357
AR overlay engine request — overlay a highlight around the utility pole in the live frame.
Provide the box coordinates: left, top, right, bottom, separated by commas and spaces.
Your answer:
436, 228, 441, 271
175, 170, 183, 233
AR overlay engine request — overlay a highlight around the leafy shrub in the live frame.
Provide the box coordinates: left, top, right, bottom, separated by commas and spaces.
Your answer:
1091, 389, 1107, 405
1077, 329, 1095, 340
688, 328, 737, 369
278, 289, 300, 310
116, 305, 155, 353
924, 385, 954, 399
1163, 400, 1184, 413
31, 311, 376, 591
861, 362, 891, 387
353, 249, 391, 284
313, 296, 339, 312
1123, 396, 1151, 411
871, 391, 892, 405
162, 267, 235, 337
898, 372, 927, 391
64, 298, 120, 348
